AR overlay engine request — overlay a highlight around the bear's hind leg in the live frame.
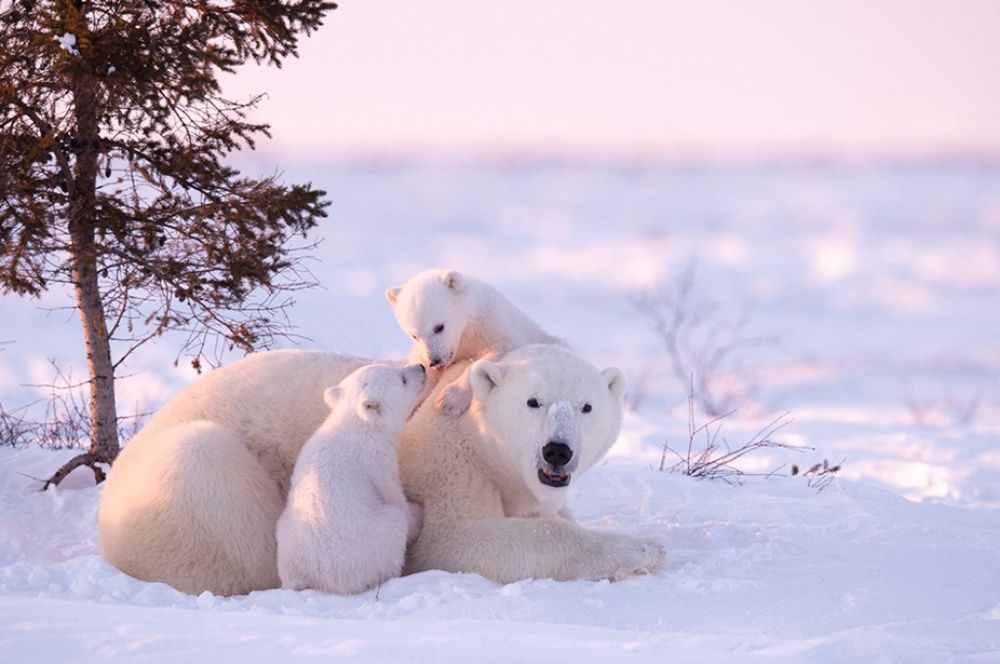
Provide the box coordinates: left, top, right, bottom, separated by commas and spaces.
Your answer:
99, 421, 283, 596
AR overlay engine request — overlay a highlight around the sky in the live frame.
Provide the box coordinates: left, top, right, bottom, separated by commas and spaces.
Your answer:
222, 0, 1000, 161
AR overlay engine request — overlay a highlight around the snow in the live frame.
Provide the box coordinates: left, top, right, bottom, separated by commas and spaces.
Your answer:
2, 447, 999, 661
2, 162, 999, 660
55, 32, 80, 57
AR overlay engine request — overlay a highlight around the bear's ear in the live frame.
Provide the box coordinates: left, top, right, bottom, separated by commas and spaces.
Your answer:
601, 367, 626, 401
443, 270, 464, 293
385, 286, 402, 306
470, 359, 504, 400
323, 385, 342, 408
358, 398, 383, 421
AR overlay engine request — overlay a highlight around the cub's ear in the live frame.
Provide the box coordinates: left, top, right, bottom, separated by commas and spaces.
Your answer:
470, 359, 504, 401
358, 398, 383, 421
385, 286, 402, 306
443, 270, 464, 293
323, 385, 341, 408
601, 367, 626, 401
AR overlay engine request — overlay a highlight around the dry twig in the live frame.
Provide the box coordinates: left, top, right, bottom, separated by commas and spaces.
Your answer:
632, 261, 777, 416
659, 377, 809, 485
1, 361, 149, 488
794, 458, 844, 493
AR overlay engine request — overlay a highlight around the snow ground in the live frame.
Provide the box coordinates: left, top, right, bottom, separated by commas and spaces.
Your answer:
1, 162, 999, 660
3, 447, 999, 662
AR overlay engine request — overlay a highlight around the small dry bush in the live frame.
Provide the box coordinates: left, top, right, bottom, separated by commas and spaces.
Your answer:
0, 361, 148, 452
792, 459, 845, 492
659, 378, 843, 493
631, 262, 777, 417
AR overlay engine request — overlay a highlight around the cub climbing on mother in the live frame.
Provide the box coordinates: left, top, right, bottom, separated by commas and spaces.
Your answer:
385, 269, 566, 417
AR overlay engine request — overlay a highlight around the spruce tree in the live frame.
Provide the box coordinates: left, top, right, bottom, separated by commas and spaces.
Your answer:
0, 0, 337, 487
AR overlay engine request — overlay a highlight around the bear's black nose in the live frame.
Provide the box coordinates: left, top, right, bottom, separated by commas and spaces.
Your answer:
542, 441, 573, 467
429, 357, 443, 367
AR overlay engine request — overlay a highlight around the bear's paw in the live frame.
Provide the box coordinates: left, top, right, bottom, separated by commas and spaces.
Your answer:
435, 382, 473, 418
600, 533, 667, 581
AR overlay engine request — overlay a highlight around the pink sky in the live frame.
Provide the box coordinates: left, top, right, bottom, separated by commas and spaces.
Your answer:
224, 0, 1000, 159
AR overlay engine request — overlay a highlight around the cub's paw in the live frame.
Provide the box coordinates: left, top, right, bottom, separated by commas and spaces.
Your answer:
435, 384, 472, 417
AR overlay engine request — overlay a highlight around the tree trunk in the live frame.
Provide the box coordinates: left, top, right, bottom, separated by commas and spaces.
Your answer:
72, 58, 119, 464
45, 29, 119, 488
70, 209, 120, 467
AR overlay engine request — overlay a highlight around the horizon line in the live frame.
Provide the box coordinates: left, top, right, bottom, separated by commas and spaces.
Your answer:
234, 146, 1000, 170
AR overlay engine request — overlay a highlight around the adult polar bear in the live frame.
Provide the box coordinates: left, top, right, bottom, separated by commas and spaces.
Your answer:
402, 344, 666, 582
99, 346, 665, 595
99, 350, 371, 596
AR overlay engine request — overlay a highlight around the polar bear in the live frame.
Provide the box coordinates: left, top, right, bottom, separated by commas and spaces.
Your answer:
400, 343, 666, 583
99, 346, 663, 596
277, 363, 426, 594
99, 350, 372, 596
385, 269, 565, 417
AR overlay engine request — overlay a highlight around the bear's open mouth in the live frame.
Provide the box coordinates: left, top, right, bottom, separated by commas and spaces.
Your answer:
538, 467, 571, 488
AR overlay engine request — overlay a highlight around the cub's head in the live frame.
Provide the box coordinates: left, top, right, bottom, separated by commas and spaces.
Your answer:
469, 344, 625, 505
385, 269, 474, 372
325, 363, 427, 430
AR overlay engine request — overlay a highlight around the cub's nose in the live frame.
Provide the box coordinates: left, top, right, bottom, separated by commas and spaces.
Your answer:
542, 441, 573, 467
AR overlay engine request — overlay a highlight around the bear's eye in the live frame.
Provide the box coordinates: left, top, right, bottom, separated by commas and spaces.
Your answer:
433, 324, 445, 334
527, 398, 540, 409
401, 374, 408, 386
410, 334, 418, 341
582, 403, 592, 413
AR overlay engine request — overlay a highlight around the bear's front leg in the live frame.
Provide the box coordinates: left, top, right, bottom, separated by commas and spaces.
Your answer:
407, 514, 665, 584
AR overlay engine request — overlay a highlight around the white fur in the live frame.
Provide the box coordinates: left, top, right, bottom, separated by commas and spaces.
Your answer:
277, 364, 426, 594
98, 350, 371, 596
385, 269, 565, 416
400, 344, 667, 583
99, 346, 664, 595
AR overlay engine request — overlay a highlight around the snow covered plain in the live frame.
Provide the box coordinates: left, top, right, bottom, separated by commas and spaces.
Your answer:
2, 161, 999, 661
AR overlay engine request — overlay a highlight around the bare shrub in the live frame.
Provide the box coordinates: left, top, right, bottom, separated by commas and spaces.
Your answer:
904, 382, 982, 428
0, 361, 149, 488
792, 459, 844, 493
631, 261, 777, 417
624, 365, 653, 413
0, 402, 35, 448
659, 378, 808, 484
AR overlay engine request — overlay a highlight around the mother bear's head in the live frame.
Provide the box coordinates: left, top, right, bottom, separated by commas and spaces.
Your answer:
468, 344, 626, 504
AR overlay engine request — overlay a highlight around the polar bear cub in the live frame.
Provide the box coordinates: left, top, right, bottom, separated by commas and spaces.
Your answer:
277, 363, 427, 594
385, 269, 565, 416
